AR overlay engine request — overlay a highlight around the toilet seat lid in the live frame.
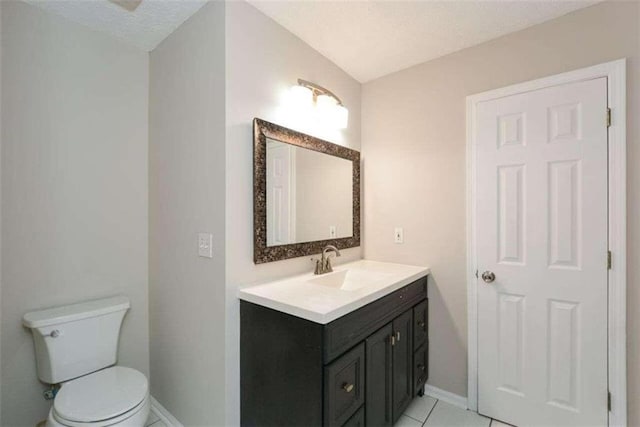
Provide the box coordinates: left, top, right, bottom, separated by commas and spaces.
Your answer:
54, 366, 148, 422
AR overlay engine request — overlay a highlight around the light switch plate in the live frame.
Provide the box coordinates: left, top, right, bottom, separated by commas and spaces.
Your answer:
394, 227, 404, 244
198, 233, 213, 258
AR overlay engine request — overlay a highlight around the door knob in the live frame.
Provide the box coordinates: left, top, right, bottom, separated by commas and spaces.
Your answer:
481, 271, 496, 283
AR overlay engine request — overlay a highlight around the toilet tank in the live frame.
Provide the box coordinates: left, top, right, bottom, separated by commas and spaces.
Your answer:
23, 296, 130, 384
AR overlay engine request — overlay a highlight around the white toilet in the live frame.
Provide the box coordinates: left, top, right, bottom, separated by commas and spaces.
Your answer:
23, 296, 150, 427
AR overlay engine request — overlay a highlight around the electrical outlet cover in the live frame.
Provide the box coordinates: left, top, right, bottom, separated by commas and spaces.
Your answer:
394, 227, 404, 244
198, 233, 213, 258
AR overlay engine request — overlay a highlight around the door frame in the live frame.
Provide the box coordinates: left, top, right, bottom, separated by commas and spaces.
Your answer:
466, 59, 627, 426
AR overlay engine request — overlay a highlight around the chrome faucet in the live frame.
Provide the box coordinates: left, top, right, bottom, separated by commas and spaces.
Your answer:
314, 245, 342, 275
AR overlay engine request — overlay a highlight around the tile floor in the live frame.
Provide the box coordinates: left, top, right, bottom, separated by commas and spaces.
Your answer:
398, 395, 515, 427
143, 395, 515, 427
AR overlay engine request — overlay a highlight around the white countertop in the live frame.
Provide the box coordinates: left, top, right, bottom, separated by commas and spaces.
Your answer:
238, 259, 430, 324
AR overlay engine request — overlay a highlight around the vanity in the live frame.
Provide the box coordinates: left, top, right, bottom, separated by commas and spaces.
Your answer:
240, 260, 430, 426
242, 119, 430, 426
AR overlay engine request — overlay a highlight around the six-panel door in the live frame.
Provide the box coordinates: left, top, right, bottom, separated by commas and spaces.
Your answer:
476, 78, 608, 426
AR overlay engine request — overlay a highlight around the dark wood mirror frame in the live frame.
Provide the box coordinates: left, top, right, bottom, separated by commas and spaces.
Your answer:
253, 118, 360, 264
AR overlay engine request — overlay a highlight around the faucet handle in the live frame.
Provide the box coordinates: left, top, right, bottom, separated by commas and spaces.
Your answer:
314, 259, 322, 275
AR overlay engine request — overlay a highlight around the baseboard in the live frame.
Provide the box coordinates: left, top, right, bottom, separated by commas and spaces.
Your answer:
150, 396, 184, 427
424, 384, 468, 410
149, 386, 465, 425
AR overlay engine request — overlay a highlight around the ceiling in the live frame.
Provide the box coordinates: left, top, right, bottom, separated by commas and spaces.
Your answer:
25, 0, 207, 51
26, 0, 600, 81
249, 0, 601, 82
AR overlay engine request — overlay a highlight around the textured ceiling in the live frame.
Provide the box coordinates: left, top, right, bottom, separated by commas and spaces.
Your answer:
25, 0, 600, 79
249, 0, 601, 83
25, 0, 207, 51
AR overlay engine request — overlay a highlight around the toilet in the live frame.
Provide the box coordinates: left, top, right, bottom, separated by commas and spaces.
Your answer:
23, 296, 150, 427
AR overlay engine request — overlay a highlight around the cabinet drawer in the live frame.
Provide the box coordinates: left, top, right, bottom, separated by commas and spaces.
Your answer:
413, 300, 428, 350
324, 343, 365, 427
342, 406, 365, 427
324, 276, 427, 362
413, 343, 428, 395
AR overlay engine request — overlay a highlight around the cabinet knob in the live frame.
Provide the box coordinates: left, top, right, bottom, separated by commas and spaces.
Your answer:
417, 364, 426, 372
417, 320, 425, 329
342, 383, 354, 393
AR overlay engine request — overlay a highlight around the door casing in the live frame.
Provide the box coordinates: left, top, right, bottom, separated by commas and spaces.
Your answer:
466, 59, 627, 427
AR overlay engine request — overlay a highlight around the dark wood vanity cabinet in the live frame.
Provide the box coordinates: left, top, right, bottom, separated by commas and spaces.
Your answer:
240, 276, 428, 427
391, 310, 414, 421
413, 301, 428, 349
325, 344, 366, 426
365, 325, 393, 426
343, 407, 366, 427
412, 301, 429, 396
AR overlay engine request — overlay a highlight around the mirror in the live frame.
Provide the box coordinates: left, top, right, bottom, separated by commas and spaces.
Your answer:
254, 119, 360, 264
266, 139, 353, 246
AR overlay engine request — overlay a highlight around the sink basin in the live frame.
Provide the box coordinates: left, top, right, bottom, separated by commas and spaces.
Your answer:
308, 269, 384, 292
239, 259, 431, 324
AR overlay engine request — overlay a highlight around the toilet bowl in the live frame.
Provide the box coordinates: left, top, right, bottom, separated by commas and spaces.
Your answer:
46, 366, 150, 427
22, 297, 150, 427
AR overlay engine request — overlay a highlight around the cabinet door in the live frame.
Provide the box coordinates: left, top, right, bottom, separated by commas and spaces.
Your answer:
392, 310, 413, 422
343, 406, 365, 427
365, 324, 393, 426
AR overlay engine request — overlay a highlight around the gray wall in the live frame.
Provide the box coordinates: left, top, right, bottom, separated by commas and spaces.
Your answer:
0, 1, 149, 425
361, 1, 640, 422
148, 2, 227, 425
224, 2, 362, 424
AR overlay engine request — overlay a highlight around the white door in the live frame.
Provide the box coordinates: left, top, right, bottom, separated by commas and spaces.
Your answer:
266, 142, 295, 246
476, 78, 608, 427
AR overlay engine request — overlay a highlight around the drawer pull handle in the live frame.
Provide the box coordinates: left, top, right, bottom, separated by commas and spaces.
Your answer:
342, 383, 354, 393
396, 331, 401, 342
390, 335, 396, 346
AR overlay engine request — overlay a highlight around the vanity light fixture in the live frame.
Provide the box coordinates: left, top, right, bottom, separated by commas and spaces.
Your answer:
290, 79, 349, 129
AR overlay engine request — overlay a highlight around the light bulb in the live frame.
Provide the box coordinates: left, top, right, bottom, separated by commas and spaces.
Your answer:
316, 94, 348, 129
316, 94, 338, 110
334, 104, 349, 129
289, 85, 313, 109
